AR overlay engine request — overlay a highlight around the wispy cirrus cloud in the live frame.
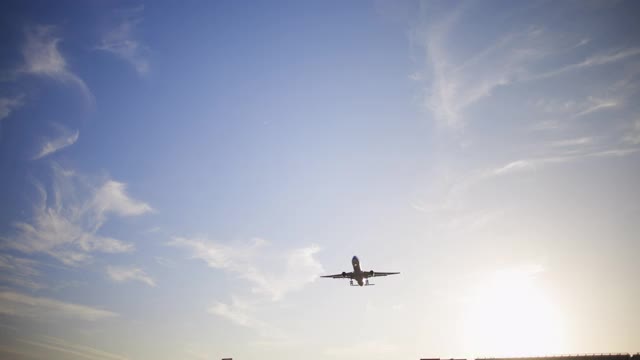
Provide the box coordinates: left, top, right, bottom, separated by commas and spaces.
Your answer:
0, 254, 44, 290
106, 266, 156, 287
570, 98, 620, 119
20, 26, 94, 103
488, 147, 639, 177
533, 47, 640, 81
1, 165, 152, 265
207, 296, 295, 348
550, 137, 594, 148
419, 4, 639, 129
0, 95, 24, 121
413, 135, 638, 214
97, 7, 149, 75
169, 237, 323, 301
32, 124, 79, 160
408, 4, 640, 224
182, 238, 322, 341
0, 291, 117, 321
489, 157, 569, 176
422, 16, 545, 127
207, 296, 286, 339
532, 96, 621, 122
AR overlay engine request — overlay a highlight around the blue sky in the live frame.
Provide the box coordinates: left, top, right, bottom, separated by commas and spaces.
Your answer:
1, 1, 639, 359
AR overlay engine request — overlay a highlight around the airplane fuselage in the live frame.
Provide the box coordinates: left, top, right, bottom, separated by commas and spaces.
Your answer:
352, 256, 364, 286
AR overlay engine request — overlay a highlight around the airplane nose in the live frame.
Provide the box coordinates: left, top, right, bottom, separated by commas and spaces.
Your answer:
352, 256, 358, 261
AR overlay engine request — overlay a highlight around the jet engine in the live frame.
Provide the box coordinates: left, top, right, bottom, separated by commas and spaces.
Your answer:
369, 270, 374, 276
342, 272, 347, 277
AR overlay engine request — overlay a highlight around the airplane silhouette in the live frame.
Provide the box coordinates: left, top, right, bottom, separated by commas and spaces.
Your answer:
321, 256, 399, 286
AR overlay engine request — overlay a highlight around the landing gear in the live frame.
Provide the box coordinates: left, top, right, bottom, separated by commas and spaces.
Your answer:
365, 279, 369, 286
350, 280, 354, 286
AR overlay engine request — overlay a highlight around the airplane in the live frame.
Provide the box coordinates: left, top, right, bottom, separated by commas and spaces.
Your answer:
321, 256, 399, 286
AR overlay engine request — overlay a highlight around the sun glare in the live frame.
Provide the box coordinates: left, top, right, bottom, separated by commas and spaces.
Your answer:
462, 266, 567, 357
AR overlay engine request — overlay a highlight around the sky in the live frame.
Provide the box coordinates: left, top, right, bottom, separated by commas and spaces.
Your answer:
0, 1, 639, 359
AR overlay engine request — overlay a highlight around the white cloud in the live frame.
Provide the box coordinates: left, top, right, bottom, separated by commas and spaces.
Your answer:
106, 266, 156, 287
1, 165, 152, 265
20, 26, 94, 103
97, 8, 149, 75
92, 180, 154, 217
169, 237, 324, 301
0, 95, 24, 121
0, 291, 117, 321
33, 124, 79, 160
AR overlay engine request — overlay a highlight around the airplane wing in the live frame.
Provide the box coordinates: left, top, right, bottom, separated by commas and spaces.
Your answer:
321, 272, 354, 279
363, 271, 400, 278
